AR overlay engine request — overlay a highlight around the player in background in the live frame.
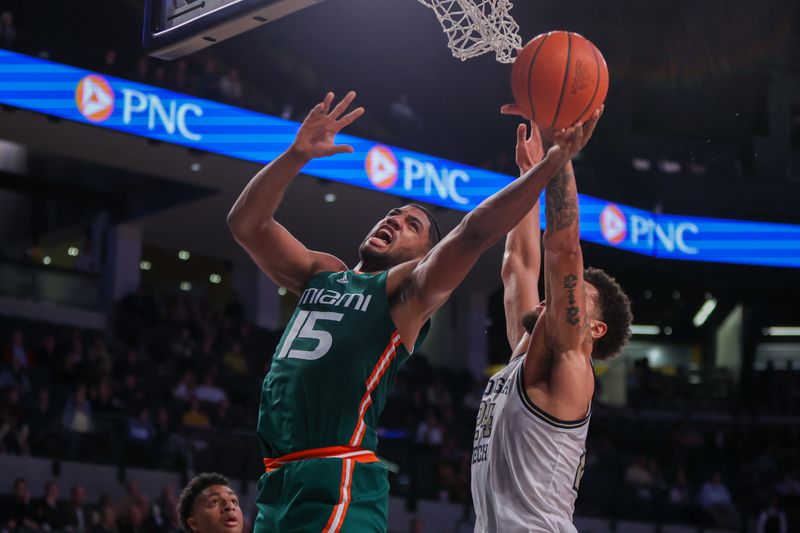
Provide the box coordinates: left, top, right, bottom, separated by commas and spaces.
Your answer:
471, 109, 633, 532
227, 91, 600, 532
177, 473, 244, 533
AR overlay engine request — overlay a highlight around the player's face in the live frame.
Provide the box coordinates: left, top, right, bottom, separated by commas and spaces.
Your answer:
188, 485, 243, 533
359, 206, 432, 266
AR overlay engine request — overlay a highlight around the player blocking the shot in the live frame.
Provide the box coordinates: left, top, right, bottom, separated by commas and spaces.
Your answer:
227, 91, 600, 532
470, 109, 633, 532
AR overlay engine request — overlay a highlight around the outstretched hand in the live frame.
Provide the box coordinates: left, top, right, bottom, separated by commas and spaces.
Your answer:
547, 106, 604, 161
515, 121, 544, 175
290, 91, 365, 160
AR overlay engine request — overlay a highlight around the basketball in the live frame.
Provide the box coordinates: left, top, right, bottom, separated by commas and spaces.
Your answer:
511, 31, 609, 130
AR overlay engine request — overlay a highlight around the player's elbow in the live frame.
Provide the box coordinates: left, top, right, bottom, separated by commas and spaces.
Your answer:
227, 211, 272, 245
460, 209, 501, 250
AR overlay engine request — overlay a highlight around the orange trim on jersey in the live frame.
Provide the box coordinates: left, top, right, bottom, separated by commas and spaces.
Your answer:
262, 445, 378, 473
348, 331, 403, 447
322, 457, 355, 533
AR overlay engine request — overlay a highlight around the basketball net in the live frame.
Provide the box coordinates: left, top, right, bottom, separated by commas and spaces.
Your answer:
417, 0, 522, 63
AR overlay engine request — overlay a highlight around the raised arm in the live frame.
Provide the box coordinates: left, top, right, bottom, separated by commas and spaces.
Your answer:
502, 122, 544, 353
390, 113, 601, 348
514, 109, 604, 414
226, 92, 363, 294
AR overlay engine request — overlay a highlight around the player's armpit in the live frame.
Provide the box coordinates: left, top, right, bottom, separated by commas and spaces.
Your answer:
388, 224, 486, 350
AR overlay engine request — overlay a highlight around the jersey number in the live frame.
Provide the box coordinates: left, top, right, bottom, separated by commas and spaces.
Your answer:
277, 310, 344, 360
474, 401, 496, 442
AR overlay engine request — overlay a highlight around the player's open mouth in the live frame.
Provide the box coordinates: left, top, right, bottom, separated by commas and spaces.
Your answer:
224, 518, 239, 527
369, 226, 394, 248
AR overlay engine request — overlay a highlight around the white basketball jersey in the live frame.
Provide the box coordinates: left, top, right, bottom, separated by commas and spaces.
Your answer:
471, 356, 590, 533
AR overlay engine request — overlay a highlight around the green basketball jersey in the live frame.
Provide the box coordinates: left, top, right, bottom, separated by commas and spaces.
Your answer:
257, 270, 428, 457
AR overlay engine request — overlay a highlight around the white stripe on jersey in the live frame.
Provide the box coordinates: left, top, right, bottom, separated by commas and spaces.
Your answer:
471, 356, 590, 533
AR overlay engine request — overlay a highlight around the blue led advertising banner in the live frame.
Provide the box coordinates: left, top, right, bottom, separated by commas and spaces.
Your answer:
0, 49, 798, 268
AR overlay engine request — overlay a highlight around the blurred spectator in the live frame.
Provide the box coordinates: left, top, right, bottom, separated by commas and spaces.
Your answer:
61, 384, 94, 456
34, 333, 59, 369
27, 388, 59, 455
416, 410, 444, 446
219, 68, 243, 104
4, 330, 31, 368
36, 480, 69, 531
0, 354, 31, 393
182, 398, 210, 428
1, 478, 37, 531
66, 484, 92, 533
222, 343, 248, 376
0, 12, 16, 50
195, 373, 226, 405
698, 471, 739, 528
129, 408, 155, 442
93, 504, 117, 533
119, 373, 146, 412
173, 371, 197, 403
169, 329, 195, 360
117, 500, 146, 533
426, 377, 452, 408
757, 496, 787, 533
92, 378, 123, 417
625, 454, 655, 500
145, 485, 180, 533
0, 386, 29, 454
210, 399, 240, 430
115, 349, 146, 382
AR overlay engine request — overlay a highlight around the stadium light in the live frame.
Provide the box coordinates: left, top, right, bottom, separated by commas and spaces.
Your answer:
68, 246, 79, 256
324, 193, 336, 203
630, 325, 660, 335
763, 327, 800, 336
180, 282, 191, 291
278, 287, 287, 296
42, 256, 51, 265
140, 260, 152, 271
178, 250, 190, 260
692, 297, 717, 327
209, 274, 221, 284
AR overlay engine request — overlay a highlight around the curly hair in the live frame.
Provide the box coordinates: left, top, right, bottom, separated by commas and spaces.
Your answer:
177, 472, 231, 533
584, 267, 633, 360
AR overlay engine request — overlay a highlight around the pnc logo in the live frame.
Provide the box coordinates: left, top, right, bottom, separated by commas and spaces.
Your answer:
75, 75, 115, 122
365, 145, 398, 190
600, 204, 627, 245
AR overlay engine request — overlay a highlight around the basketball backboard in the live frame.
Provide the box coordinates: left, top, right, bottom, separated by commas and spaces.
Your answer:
143, 0, 324, 60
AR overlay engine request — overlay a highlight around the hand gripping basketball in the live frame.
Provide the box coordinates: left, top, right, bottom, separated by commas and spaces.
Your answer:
289, 91, 365, 161
548, 106, 603, 161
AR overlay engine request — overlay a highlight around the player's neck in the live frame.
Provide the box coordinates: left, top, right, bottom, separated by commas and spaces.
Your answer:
355, 258, 391, 273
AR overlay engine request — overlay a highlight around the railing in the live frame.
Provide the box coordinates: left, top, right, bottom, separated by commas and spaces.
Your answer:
0, 259, 101, 309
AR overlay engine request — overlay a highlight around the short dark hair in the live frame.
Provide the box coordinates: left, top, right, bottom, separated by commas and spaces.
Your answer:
584, 267, 633, 360
177, 473, 231, 533
406, 203, 442, 247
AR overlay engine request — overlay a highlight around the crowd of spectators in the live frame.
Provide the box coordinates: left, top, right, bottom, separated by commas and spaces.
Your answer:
0, 477, 184, 533
2, 285, 800, 530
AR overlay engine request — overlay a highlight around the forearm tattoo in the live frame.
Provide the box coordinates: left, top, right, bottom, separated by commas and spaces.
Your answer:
545, 166, 578, 231
563, 274, 580, 326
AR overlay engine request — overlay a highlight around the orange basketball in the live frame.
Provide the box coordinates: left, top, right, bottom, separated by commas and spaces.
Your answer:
511, 31, 609, 130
